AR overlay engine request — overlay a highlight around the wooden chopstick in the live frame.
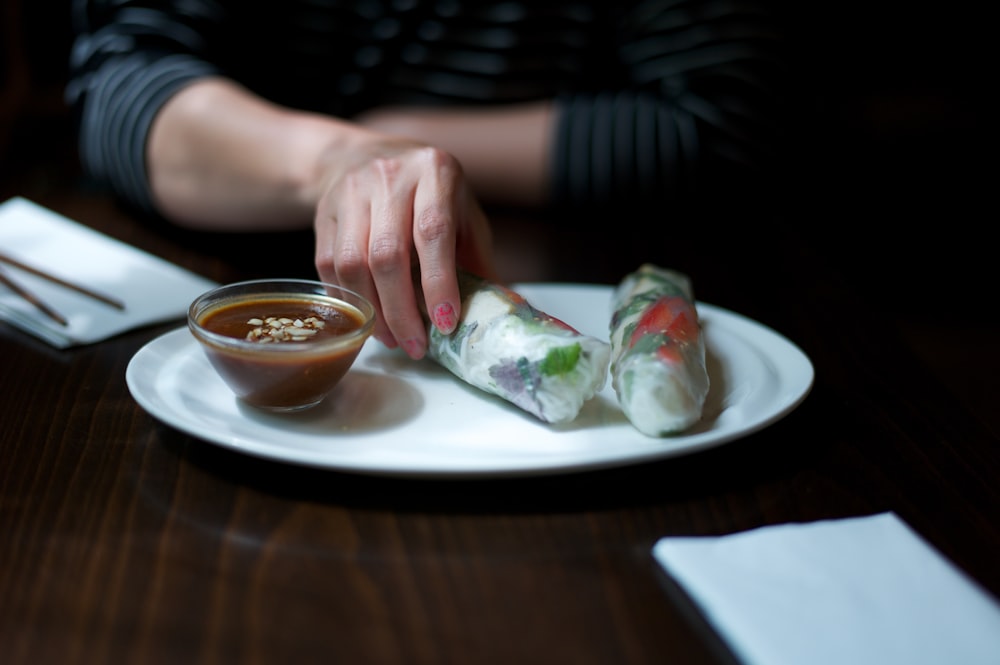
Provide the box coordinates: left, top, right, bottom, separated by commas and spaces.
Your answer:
0, 266, 69, 326
0, 252, 126, 311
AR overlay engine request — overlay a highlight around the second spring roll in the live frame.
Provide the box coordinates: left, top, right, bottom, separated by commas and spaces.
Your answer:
427, 272, 610, 424
609, 264, 709, 435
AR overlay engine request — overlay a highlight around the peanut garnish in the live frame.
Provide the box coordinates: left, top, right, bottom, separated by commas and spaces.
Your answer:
245, 316, 326, 343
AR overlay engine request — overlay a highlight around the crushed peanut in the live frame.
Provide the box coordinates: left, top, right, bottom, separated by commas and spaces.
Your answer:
245, 316, 326, 343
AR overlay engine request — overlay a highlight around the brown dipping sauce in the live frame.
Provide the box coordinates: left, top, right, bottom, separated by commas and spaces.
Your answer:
195, 295, 369, 411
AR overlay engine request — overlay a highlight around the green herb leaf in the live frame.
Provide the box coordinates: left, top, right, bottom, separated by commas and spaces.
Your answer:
539, 343, 581, 376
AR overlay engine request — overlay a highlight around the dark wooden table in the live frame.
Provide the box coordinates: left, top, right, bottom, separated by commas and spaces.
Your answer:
2, 145, 998, 665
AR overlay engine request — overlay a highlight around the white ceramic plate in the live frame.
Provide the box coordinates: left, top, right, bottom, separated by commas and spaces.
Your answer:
126, 283, 813, 477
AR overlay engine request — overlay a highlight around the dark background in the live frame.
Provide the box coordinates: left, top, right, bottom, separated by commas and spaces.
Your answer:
1, 0, 994, 320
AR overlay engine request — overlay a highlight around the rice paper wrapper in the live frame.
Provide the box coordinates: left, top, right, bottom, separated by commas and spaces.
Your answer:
428, 273, 610, 424
610, 264, 709, 435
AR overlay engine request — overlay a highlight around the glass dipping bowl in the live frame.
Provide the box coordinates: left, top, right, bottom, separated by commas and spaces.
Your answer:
188, 279, 375, 412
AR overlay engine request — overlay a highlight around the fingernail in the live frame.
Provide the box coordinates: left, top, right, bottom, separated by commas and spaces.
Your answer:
401, 337, 425, 359
432, 303, 456, 333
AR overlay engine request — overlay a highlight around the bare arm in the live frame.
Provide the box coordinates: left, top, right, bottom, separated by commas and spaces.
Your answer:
148, 78, 371, 231
356, 102, 556, 209
149, 81, 555, 228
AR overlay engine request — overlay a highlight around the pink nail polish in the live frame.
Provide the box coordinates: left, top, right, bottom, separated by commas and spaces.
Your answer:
433, 303, 456, 332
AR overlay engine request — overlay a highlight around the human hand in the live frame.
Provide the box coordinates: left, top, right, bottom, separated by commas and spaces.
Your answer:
313, 136, 496, 360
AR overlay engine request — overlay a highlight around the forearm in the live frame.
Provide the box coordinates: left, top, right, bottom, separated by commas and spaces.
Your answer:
147, 77, 371, 231
356, 102, 555, 208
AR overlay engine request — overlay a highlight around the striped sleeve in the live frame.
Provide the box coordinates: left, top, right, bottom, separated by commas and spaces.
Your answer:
551, 0, 788, 212
66, 1, 222, 215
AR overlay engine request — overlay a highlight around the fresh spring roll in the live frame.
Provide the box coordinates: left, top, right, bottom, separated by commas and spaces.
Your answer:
609, 264, 709, 435
427, 272, 610, 424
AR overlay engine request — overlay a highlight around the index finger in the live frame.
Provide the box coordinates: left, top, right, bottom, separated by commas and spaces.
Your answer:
412, 201, 460, 335
411, 160, 462, 335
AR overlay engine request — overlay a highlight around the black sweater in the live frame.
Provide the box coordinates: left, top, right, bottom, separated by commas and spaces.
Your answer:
67, 0, 789, 218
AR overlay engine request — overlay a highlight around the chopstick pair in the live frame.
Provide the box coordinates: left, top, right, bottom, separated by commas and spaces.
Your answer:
0, 251, 126, 327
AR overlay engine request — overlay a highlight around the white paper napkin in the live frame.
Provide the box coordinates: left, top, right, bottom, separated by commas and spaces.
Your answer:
653, 512, 1000, 665
0, 196, 217, 348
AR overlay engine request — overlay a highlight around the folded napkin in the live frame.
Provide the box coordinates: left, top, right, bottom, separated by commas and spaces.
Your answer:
0, 196, 217, 348
653, 512, 1000, 665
